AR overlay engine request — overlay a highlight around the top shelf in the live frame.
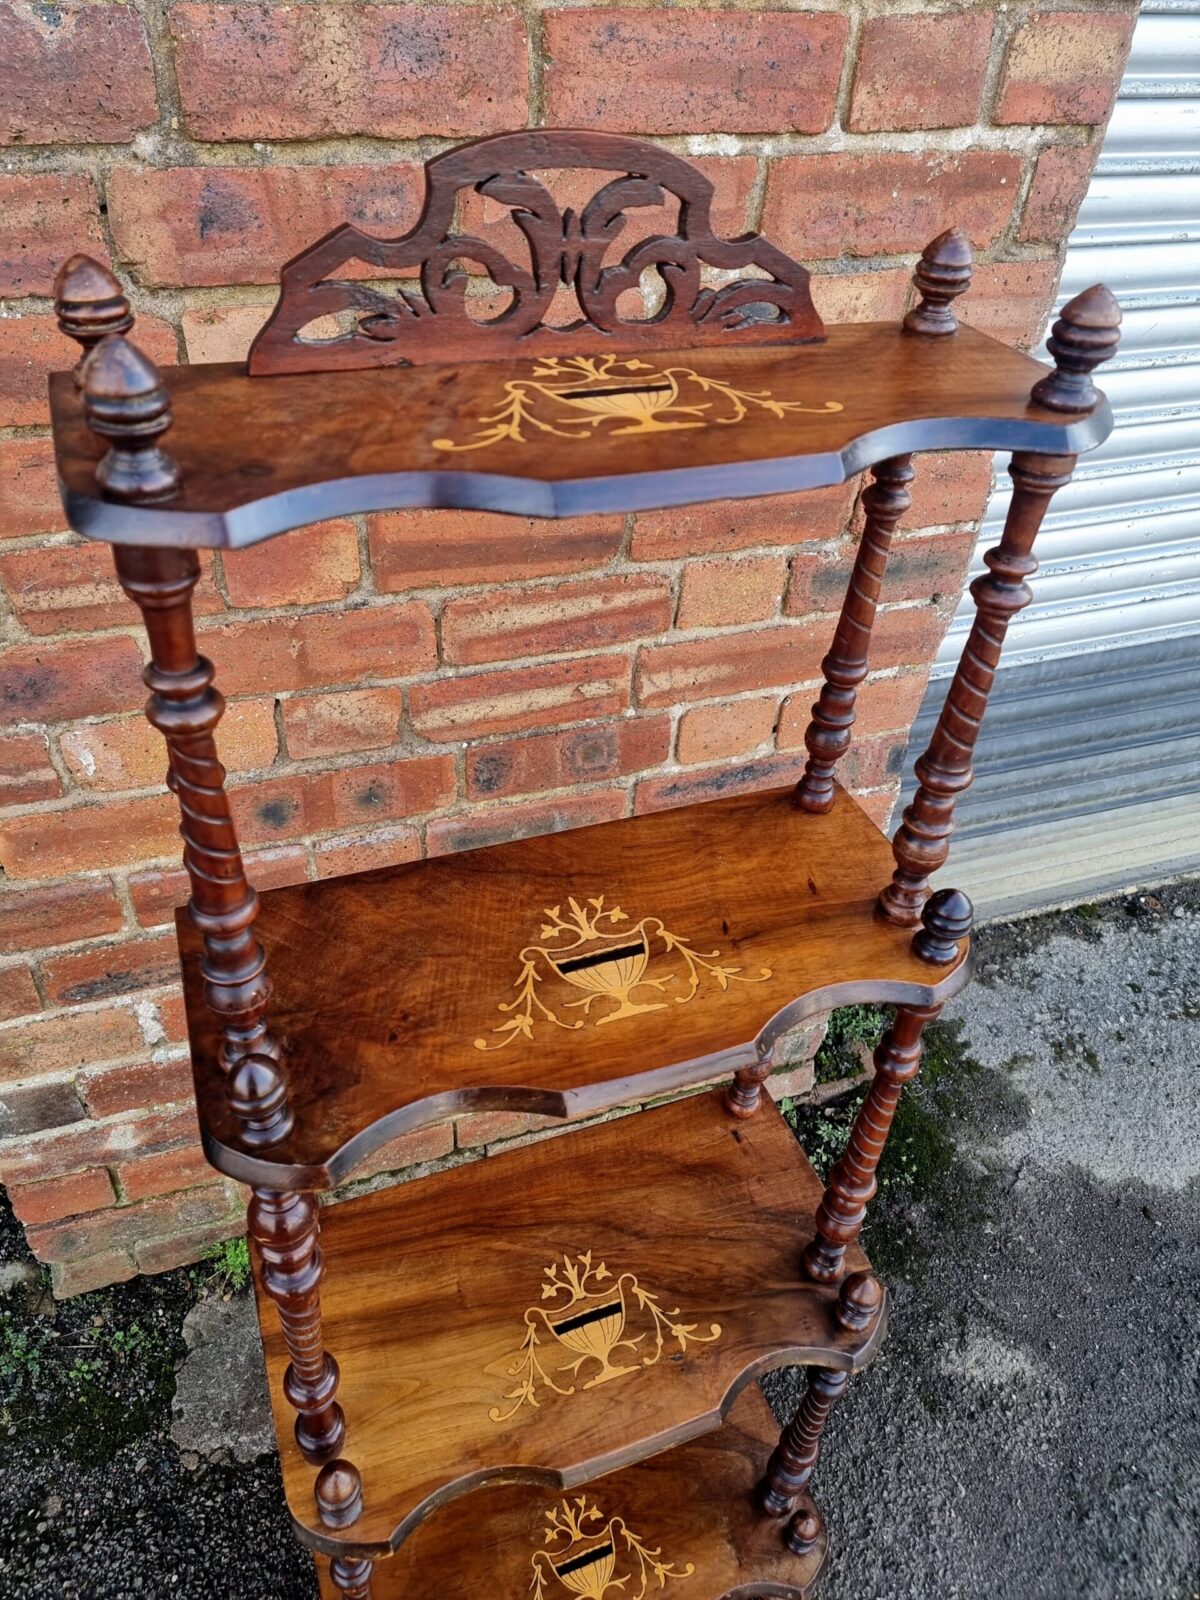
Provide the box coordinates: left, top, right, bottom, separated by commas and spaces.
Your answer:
50, 323, 1109, 550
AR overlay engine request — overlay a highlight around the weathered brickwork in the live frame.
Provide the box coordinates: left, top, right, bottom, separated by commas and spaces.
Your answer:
0, 0, 1135, 1294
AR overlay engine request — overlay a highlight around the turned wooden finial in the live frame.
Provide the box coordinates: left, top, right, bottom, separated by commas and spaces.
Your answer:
912, 887, 974, 965
228, 1054, 294, 1147
316, 1460, 364, 1529
904, 228, 973, 336
54, 254, 133, 384
1031, 283, 1122, 413
785, 1507, 823, 1558
834, 1270, 884, 1333
82, 334, 180, 504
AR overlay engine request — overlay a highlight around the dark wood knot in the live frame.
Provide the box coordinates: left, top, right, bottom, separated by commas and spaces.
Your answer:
82, 334, 180, 504
834, 1270, 884, 1333
315, 1459, 364, 1529
1031, 284, 1122, 413
785, 1507, 823, 1557
53, 254, 133, 384
904, 227, 973, 336
912, 887, 974, 965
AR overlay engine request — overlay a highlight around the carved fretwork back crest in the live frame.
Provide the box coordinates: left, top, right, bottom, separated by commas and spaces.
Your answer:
247, 130, 825, 376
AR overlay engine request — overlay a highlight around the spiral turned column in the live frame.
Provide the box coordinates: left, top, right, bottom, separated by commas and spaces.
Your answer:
794, 454, 915, 813
759, 1367, 850, 1517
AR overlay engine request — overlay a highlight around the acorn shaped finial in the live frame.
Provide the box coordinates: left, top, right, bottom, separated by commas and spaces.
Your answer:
835, 1270, 885, 1333
912, 886, 974, 966
53, 255, 133, 385
81, 334, 180, 504
904, 228, 973, 336
1031, 284, 1122, 413
227, 1052, 294, 1147
316, 1460, 364, 1529
785, 1507, 823, 1558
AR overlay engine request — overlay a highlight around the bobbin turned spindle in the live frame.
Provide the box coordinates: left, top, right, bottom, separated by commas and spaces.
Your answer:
1031, 284, 1122, 413
82, 335, 180, 504
329, 1556, 375, 1599
53, 254, 134, 384
903, 228, 973, 336
912, 887, 974, 966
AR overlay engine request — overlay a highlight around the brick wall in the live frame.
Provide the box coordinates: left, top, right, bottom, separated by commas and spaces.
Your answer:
0, 0, 1135, 1294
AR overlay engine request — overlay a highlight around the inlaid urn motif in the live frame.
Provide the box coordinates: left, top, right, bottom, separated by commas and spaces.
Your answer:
473, 895, 771, 1051
531, 1497, 695, 1600
489, 1252, 721, 1423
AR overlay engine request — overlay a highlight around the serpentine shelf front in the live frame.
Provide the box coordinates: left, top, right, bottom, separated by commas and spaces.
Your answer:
180, 783, 972, 1189
50, 322, 1108, 549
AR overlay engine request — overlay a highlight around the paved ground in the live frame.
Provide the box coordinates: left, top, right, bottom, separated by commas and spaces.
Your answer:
1, 882, 1197, 1598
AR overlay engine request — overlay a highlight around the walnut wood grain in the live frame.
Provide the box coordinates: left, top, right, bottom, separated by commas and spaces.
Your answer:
249, 129, 825, 376
255, 1089, 883, 1557
314, 1387, 828, 1600
180, 784, 973, 1190
48, 324, 1111, 549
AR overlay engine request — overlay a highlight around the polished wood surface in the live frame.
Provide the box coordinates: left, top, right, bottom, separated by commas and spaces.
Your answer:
255, 1089, 882, 1556
314, 1387, 828, 1599
49, 323, 1109, 548
180, 784, 972, 1189
249, 129, 826, 376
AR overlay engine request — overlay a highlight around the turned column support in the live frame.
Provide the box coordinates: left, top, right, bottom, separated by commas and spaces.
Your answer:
803, 1003, 940, 1284
759, 1366, 850, 1517
329, 1556, 374, 1599
794, 454, 915, 814
250, 1188, 348, 1468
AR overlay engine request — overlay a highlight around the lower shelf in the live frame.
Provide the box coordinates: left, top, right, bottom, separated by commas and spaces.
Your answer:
256, 1089, 882, 1556
315, 1385, 828, 1599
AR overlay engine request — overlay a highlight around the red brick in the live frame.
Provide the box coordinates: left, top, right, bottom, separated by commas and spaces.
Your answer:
0, 438, 64, 540
631, 485, 855, 562
0, 791, 179, 878
60, 698, 277, 793
870, 602, 952, 672
959, 259, 1060, 350
411, 655, 632, 742
134, 1215, 243, 1276
115, 1142, 214, 1203
454, 1110, 557, 1151
171, 4, 527, 141
427, 787, 628, 855
199, 604, 435, 695
0, 1003, 145, 1085
28, 1181, 232, 1264
7, 1166, 116, 1226
231, 752, 456, 845
0, 962, 39, 1021
763, 151, 1022, 259
779, 671, 930, 752
810, 269, 911, 326
443, 575, 673, 667
313, 824, 422, 880
676, 697, 778, 766
635, 753, 801, 816
79, 1059, 196, 1119
110, 163, 426, 289
221, 520, 360, 608
347, 1119, 454, 1182
0, 879, 125, 956
0, 731, 61, 805
1018, 143, 1100, 243
0, 2, 157, 145
543, 9, 846, 134
283, 688, 403, 761
0, 173, 104, 296
906, 453, 994, 529
849, 12, 993, 132
181, 304, 271, 365
0, 312, 176, 428
466, 716, 670, 802
997, 12, 1134, 126
0, 1104, 197, 1183
41, 934, 181, 1008
0, 1076, 87, 1138
7, 654, 170, 763
841, 733, 907, 794
369, 510, 624, 590
636, 626, 829, 710
52, 1249, 136, 1297
128, 844, 307, 927
0, 541, 218, 636
788, 528, 977, 617
677, 555, 787, 630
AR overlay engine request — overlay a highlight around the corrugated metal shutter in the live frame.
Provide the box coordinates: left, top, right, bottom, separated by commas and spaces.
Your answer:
906, 2, 1200, 917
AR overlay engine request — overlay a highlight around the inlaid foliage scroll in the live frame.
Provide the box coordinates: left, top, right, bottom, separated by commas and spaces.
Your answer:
248, 130, 826, 375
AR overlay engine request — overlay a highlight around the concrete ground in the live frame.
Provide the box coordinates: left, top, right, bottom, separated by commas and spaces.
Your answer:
1, 882, 1197, 1597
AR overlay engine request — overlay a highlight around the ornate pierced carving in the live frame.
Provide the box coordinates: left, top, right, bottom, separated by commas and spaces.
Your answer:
248, 130, 825, 375
759, 1366, 849, 1516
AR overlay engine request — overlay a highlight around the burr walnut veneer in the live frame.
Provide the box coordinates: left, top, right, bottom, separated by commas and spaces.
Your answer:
45, 129, 1120, 1600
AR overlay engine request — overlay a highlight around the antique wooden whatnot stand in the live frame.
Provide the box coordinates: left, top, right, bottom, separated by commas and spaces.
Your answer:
46, 132, 1119, 1598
